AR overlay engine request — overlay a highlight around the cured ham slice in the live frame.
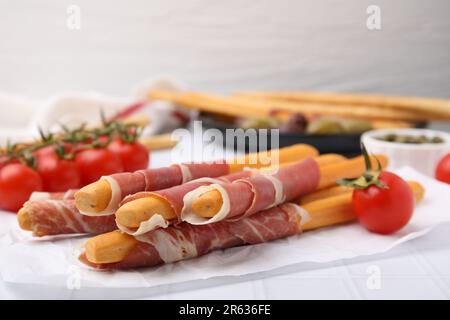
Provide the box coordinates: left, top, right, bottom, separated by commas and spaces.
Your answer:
80, 203, 307, 270
181, 158, 320, 224
80, 162, 231, 216
20, 200, 116, 237
29, 189, 78, 201
116, 171, 252, 235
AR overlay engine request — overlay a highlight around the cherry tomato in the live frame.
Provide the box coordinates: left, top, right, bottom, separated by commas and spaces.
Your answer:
0, 156, 9, 170
0, 156, 19, 170
75, 148, 124, 185
37, 155, 80, 192
34, 145, 56, 158
108, 139, 149, 172
0, 164, 43, 212
435, 153, 450, 184
34, 144, 72, 159
352, 171, 414, 234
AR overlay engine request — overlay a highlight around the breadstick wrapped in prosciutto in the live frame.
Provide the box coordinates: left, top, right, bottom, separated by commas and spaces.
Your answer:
80, 180, 424, 270
114, 154, 346, 235
80, 203, 306, 269
181, 154, 388, 225
17, 199, 116, 237
75, 144, 319, 216
115, 171, 252, 235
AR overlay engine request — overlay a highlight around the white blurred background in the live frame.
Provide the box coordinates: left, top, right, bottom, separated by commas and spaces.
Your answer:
0, 0, 449, 129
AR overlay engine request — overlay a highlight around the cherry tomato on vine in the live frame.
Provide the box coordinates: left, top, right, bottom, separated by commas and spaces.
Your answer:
107, 139, 149, 172
0, 156, 19, 170
0, 163, 43, 212
339, 144, 415, 235
36, 155, 81, 192
435, 153, 450, 184
34, 144, 72, 159
0, 156, 10, 170
352, 171, 414, 234
75, 148, 124, 185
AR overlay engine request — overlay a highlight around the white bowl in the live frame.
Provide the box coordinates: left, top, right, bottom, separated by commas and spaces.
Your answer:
361, 128, 450, 177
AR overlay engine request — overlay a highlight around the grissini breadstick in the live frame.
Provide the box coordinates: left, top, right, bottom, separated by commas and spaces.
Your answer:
115, 154, 344, 231
81, 180, 424, 267
300, 185, 351, 204
231, 96, 436, 122
235, 92, 450, 120
74, 144, 318, 215
188, 155, 388, 219
139, 134, 178, 151
150, 90, 436, 121
227, 144, 319, 172
149, 90, 272, 119
371, 120, 415, 129
301, 180, 425, 205
306, 153, 346, 166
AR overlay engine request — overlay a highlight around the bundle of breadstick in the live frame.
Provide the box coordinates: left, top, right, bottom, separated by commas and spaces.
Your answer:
80, 179, 424, 269
148, 90, 450, 122
113, 153, 386, 235
18, 144, 319, 236
73, 143, 317, 216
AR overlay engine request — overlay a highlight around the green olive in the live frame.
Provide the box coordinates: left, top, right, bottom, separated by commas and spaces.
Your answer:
339, 119, 372, 134
306, 118, 345, 135
240, 117, 281, 129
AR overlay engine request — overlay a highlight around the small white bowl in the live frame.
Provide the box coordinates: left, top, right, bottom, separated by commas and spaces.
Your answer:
361, 128, 450, 177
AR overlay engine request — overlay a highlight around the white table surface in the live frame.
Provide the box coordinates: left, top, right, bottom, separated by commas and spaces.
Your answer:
1, 148, 450, 300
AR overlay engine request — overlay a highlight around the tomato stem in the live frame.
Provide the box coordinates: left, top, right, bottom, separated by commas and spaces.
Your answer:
337, 143, 386, 190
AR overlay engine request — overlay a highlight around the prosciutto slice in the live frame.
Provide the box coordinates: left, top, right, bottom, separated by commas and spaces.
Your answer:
29, 189, 78, 201
80, 203, 307, 270
181, 158, 320, 224
22, 199, 116, 237
116, 171, 252, 235
82, 162, 231, 216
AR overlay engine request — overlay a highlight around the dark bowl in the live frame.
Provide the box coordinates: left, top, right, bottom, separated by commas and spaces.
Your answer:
199, 115, 427, 157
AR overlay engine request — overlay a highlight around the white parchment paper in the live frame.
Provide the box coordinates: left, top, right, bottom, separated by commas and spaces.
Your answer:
0, 167, 449, 288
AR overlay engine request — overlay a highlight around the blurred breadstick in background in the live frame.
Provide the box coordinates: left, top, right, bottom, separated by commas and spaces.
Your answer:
231, 95, 440, 122
235, 92, 450, 120
149, 90, 439, 122
139, 134, 178, 151
371, 120, 416, 129
149, 90, 272, 119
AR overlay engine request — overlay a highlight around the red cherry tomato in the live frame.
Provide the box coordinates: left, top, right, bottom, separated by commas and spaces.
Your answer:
435, 153, 450, 184
352, 171, 414, 234
34, 145, 56, 158
107, 139, 149, 172
0, 156, 19, 170
36, 155, 80, 192
34, 144, 73, 159
0, 164, 43, 212
75, 148, 124, 185
0, 156, 9, 170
